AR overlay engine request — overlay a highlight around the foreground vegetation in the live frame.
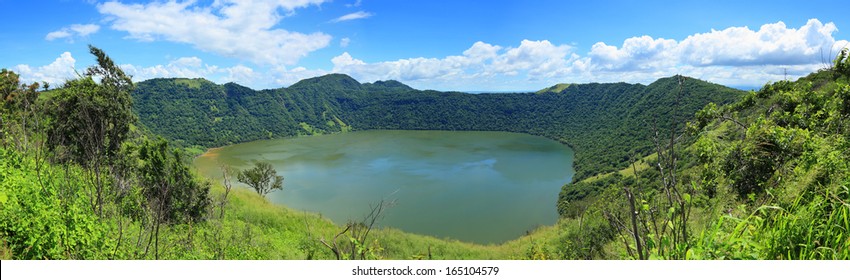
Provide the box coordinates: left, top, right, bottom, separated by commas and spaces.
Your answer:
554, 52, 850, 259
1, 47, 848, 259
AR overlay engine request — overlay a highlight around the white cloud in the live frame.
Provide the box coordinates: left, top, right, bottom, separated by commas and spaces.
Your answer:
331, 11, 373, 23
13, 51, 320, 90
45, 24, 100, 41
678, 19, 847, 66
329, 17, 848, 90
14, 52, 78, 86
346, 0, 362, 8
331, 40, 576, 88
576, 19, 848, 87
490, 40, 573, 78
97, 0, 331, 66
224, 65, 256, 85
18, 18, 850, 91
332, 52, 461, 82
590, 19, 848, 72
120, 56, 220, 81
119, 56, 273, 88
589, 35, 677, 71
273, 66, 329, 86
462, 41, 502, 62
45, 30, 72, 41
70, 24, 100, 37
119, 56, 327, 89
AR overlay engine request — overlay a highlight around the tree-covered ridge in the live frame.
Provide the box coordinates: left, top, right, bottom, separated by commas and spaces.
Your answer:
553, 60, 850, 259
2, 48, 517, 260
2, 46, 848, 260
133, 74, 742, 181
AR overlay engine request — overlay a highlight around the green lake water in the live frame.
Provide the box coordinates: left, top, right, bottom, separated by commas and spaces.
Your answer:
193, 130, 574, 244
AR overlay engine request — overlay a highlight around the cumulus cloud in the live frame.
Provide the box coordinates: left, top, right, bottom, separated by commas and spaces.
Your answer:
490, 40, 573, 78
331, 40, 577, 87
224, 65, 256, 85
678, 19, 847, 66
120, 56, 289, 88
273, 66, 329, 86
14, 52, 78, 85
17, 18, 850, 91
589, 35, 677, 71
332, 52, 464, 82
120, 57, 328, 89
590, 19, 848, 69
331, 11, 373, 23
579, 19, 849, 86
331, 19, 848, 90
45, 24, 100, 41
97, 0, 331, 65
120, 56, 220, 81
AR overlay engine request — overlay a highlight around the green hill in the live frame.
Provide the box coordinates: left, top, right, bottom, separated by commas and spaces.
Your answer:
536, 83, 573, 94
554, 67, 850, 259
6, 46, 846, 260
133, 74, 742, 181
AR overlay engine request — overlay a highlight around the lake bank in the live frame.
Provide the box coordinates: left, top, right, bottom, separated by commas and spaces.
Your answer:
194, 130, 575, 244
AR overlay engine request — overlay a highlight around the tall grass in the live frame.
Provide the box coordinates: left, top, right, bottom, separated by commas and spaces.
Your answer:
693, 185, 849, 260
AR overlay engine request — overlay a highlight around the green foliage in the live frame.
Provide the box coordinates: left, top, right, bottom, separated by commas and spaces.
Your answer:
557, 173, 621, 218
6, 47, 849, 260
684, 66, 850, 259
834, 47, 850, 78
0, 69, 45, 151
0, 148, 113, 259
556, 210, 614, 259
553, 65, 850, 260
134, 74, 742, 184
237, 161, 283, 198
137, 138, 211, 223
41, 47, 138, 217
47, 46, 136, 166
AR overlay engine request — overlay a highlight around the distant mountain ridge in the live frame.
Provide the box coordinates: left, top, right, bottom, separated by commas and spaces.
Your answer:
132, 73, 743, 180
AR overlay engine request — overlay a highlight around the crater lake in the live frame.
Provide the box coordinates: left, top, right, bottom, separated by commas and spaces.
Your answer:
193, 130, 574, 244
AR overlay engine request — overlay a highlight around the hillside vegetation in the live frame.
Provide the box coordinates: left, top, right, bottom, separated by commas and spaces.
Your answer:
0, 47, 533, 260
2, 46, 847, 259
552, 57, 850, 259
134, 74, 741, 181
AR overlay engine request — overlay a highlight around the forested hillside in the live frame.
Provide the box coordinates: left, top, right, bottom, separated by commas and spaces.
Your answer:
4, 45, 846, 260
0, 47, 530, 260
133, 74, 742, 180
552, 53, 850, 259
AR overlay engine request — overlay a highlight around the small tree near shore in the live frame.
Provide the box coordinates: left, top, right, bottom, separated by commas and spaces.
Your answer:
237, 161, 283, 198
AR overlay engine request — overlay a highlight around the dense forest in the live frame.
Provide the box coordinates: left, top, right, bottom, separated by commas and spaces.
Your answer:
552, 51, 850, 259
133, 73, 741, 181
1, 46, 848, 260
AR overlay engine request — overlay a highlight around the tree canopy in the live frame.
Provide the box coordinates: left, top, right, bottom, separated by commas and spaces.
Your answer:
133, 74, 742, 181
237, 161, 283, 198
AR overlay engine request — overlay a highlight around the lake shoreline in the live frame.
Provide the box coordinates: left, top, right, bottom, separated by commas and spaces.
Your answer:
193, 129, 575, 244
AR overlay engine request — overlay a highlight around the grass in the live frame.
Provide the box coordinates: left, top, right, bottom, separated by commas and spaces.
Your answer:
583, 153, 655, 183
204, 179, 552, 259
174, 78, 206, 89
536, 83, 572, 94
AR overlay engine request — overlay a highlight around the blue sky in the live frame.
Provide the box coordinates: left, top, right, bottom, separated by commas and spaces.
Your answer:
2, 0, 849, 91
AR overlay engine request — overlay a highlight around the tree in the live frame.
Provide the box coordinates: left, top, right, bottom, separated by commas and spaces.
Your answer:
237, 161, 283, 198
137, 138, 211, 259
0, 69, 43, 151
835, 47, 850, 78
46, 45, 137, 215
